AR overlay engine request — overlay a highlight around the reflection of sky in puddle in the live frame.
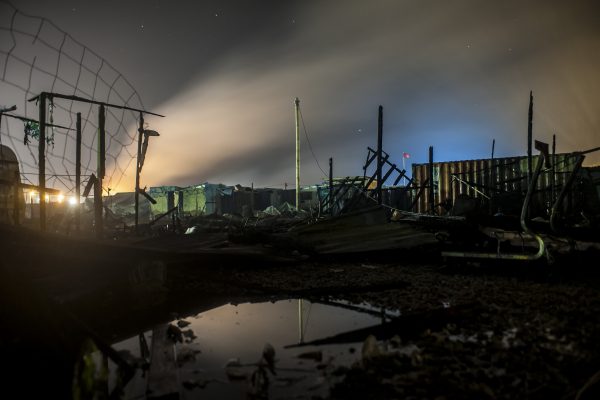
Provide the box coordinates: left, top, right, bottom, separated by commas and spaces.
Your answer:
112, 299, 391, 399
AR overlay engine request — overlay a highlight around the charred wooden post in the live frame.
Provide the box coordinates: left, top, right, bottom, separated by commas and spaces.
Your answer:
95, 104, 105, 239
428, 146, 434, 214
75, 112, 81, 231
376, 105, 383, 205
135, 112, 144, 232
490, 138, 496, 213
38, 93, 46, 231
551, 133, 556, 205
527, 91, 533, 187
329, 157, 333, 215
251, 182, 255, 215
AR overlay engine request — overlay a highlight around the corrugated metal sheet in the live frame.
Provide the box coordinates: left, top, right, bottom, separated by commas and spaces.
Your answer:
411, 154, 580, 216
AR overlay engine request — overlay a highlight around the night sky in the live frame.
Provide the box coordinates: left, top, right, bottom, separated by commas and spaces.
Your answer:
7, 0, 600, 189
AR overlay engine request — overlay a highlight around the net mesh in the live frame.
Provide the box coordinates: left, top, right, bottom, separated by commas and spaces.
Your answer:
0, 1, 145, 195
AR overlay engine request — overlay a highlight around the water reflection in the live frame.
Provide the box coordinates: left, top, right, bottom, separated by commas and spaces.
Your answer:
109, 299, 390, 399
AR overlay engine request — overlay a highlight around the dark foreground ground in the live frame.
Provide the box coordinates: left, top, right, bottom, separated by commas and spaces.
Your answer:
217, 257, 600, 400
3, 242, 600, 399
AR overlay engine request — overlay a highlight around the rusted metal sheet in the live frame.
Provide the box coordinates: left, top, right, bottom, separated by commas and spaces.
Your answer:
411, 154, 579, 215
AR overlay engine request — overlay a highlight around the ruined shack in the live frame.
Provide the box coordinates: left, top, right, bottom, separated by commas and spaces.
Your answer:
411, 153, 600, 219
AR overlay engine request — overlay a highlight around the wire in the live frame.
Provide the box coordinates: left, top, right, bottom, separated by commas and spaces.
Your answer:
298, 105, 328, 176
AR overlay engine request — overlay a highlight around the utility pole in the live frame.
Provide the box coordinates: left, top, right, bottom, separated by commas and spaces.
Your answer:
295, 97, 300, 209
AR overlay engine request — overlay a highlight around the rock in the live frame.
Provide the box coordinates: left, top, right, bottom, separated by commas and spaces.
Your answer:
362, 335, 381, 362
177, 320, 191, 328
166, 324, 183, 343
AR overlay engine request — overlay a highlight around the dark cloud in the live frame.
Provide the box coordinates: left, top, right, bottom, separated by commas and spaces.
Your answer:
8, 0, 600, 189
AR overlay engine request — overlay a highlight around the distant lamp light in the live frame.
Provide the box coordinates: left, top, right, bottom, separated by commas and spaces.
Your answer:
57, 194, 64, 203
69, 196, 78, 205
44, 194, 50, 202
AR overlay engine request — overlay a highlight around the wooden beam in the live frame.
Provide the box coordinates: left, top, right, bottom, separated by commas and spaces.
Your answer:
39, 93, 46, 232
76, 112, 81, 232
95, 105, 105, 239
28, 92, 164, 118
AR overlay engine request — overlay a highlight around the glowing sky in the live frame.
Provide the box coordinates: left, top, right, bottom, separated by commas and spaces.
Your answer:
10, 0, 600, 189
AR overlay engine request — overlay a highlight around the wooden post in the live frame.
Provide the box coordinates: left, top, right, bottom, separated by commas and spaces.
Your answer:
95, 104, 105, 239
329, 157, 333, 215
39, 93, 46, 231
490, 139, 496, 214
428, 146, 434, 214
135, 112, 144, 231
295, 98, 300, 209
551, 133, 556, 206
75, 112, 81, 231
251, 182, 255, 215
376, 105, 383, 205
527, 91, 533, 187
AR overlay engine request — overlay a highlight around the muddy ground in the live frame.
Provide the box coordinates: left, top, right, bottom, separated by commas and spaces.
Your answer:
3, 227, 600, 399
196, 255, 600, 400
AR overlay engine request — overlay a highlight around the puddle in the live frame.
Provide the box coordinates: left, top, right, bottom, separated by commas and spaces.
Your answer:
107, 298, 394, 399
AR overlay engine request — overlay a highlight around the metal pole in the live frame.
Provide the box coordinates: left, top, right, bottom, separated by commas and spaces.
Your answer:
376, 105, 383, 205
39, 93, 46, 231
75, 112, 81, 232
428, 146, 435, 214
329, 157, 333, 215
95, 104, 105, 239
135, 112, 144, 231
491, 138, 495, 159
295, 98, 300, 209
527, 91, 533, 187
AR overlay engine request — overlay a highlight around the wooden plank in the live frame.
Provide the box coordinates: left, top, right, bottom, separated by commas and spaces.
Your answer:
147, 324, 180, 399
